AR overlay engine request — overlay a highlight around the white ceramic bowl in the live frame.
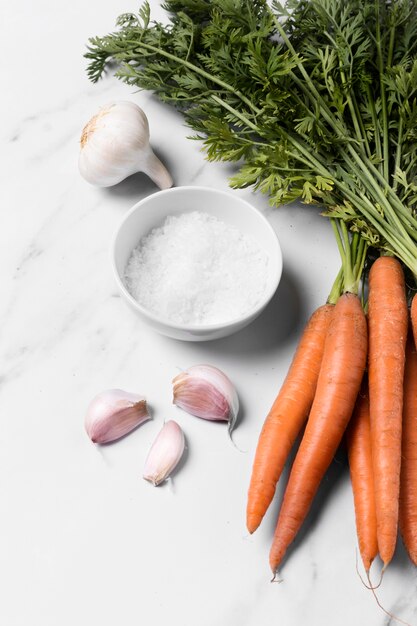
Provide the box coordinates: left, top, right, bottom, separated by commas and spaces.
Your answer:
112, 186, 283, 341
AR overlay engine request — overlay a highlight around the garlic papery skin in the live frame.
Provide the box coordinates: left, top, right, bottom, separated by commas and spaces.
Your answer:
85, 389, 150, 444
143, 420, 185, 486
79, 101, 173, 189
172, 365, 239, 433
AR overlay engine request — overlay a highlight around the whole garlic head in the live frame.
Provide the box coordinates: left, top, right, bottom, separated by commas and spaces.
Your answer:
79, 101, 173, 189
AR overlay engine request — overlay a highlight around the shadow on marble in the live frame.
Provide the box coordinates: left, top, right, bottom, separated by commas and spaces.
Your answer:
98, 171, 159, 203
188, 265, 305, 359
380, 541, 417, 625
98, 146, 174, 204
267, 443, 350, 571
233, 388, 247, 443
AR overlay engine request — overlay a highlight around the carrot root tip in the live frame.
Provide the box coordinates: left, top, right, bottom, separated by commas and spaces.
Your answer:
270, 571, 283, 584
365, 568, 383, 591
354, 551, 381, 590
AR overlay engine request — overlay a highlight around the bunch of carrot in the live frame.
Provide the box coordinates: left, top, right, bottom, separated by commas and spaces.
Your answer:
247, 221, 417, 579
85, 0, 417, 584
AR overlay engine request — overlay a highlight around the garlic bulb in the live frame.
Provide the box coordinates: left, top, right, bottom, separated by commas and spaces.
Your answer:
85, 389, 150, 444
143, 420, 185, 486
172, 364, 239, 434
79, 101, 173, 189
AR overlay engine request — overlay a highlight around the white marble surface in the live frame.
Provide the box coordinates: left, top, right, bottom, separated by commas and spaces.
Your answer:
2, 1, 417, 624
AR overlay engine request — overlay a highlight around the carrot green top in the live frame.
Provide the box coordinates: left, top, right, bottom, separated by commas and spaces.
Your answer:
86, 0, 417, 277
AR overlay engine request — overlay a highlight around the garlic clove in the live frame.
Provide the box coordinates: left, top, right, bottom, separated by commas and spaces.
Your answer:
79, 101, 173, 189
143, 420, 185, 486
85, 389, 150, 444
172, 364, 239, 435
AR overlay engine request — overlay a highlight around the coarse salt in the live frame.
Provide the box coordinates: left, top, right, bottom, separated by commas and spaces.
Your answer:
124, 211, 270, 325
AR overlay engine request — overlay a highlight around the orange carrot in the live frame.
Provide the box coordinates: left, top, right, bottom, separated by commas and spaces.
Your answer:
269, 292, 367, 573
346, 376, 378, 573
411, 295, 417, 349
246, 303, 334, 534
399, 332, 417, 565
368, 256, 408, 568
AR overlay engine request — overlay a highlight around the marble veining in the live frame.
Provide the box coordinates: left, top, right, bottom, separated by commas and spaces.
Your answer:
2, 1, 417, 625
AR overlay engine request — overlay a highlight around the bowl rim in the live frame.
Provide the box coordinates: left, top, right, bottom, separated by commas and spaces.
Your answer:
111, 185, 283, 332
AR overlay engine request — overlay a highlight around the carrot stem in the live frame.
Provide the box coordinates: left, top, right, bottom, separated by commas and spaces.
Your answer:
330, 219, 358, 295
327, 266, 344, 305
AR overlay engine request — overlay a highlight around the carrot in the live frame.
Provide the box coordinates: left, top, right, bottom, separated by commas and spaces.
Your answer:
269, 292, 367, 573
368, 256, 408, 567
246, 303, 334, 534
399, 331, 417, 565
346, 376, 378, 573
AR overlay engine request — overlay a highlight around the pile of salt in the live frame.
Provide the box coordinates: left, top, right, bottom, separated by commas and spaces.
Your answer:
124, 211, 270, 325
